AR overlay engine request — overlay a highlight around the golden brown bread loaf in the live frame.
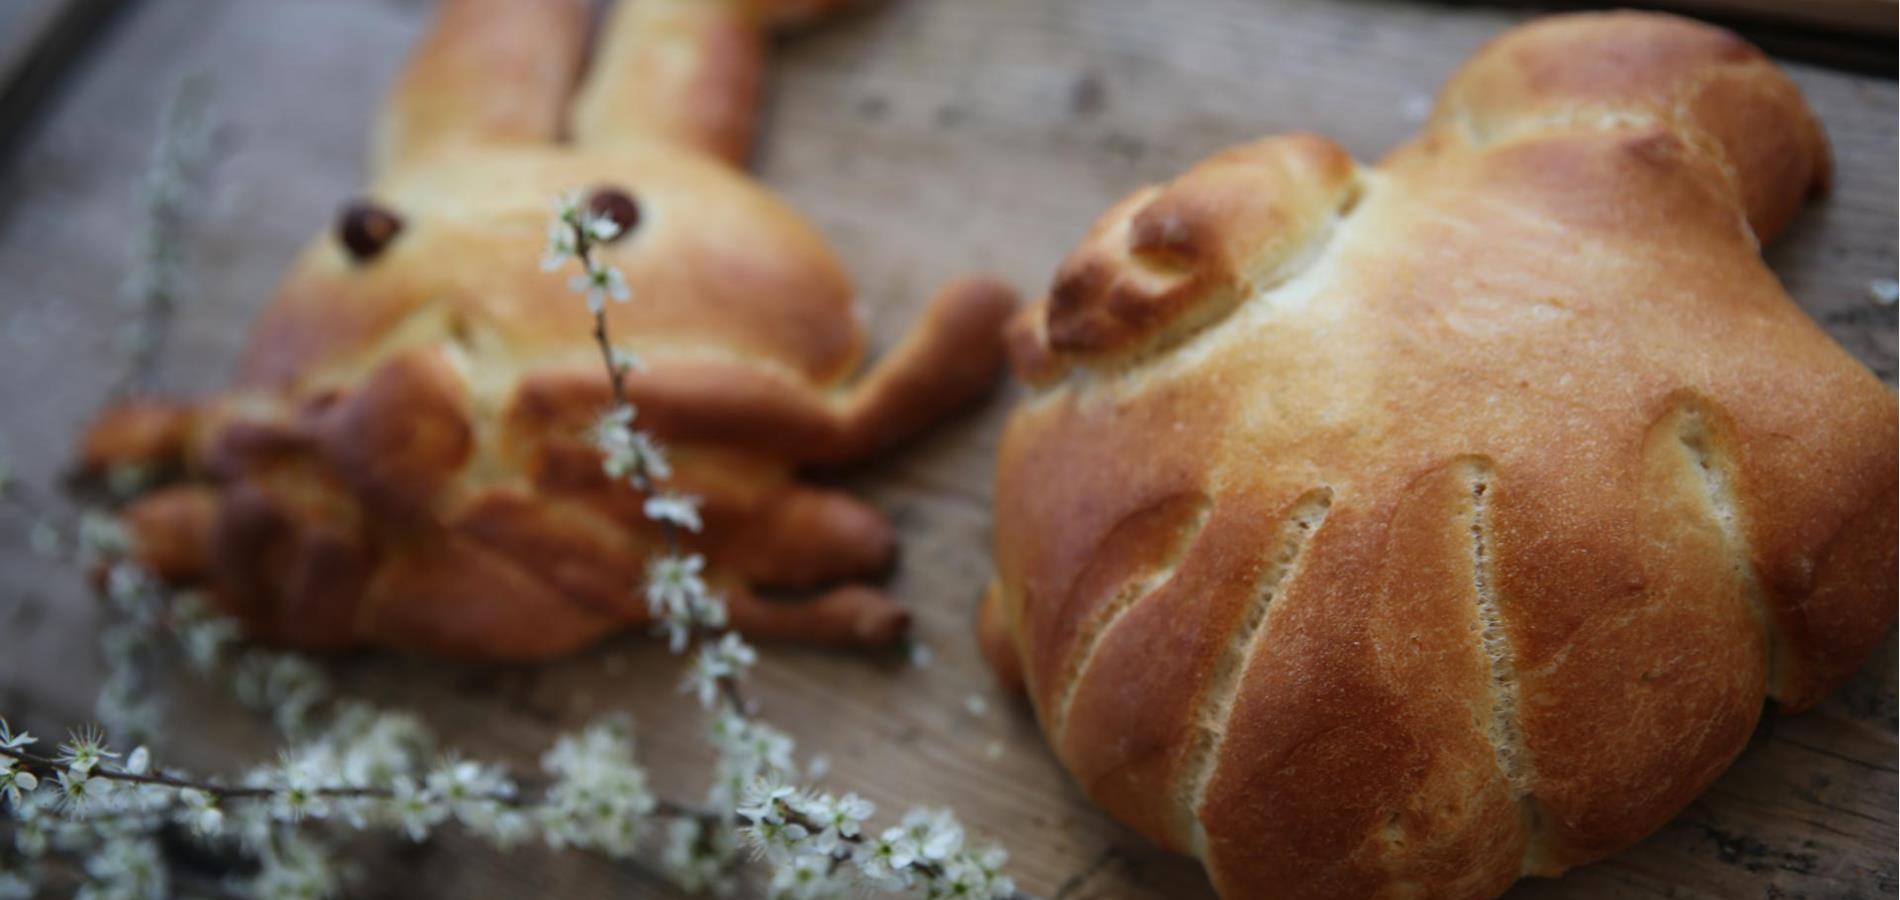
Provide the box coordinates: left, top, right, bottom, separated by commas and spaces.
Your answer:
77, 0, 1019, 658
976, 12, 1896, 899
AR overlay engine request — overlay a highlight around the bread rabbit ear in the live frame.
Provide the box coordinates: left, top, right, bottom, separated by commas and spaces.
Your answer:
1427, 13, 1828, 243
571, 0, 765, 164
1045, 133, 1362, 368
373, 0, 590, 175
571, 0, 868, 164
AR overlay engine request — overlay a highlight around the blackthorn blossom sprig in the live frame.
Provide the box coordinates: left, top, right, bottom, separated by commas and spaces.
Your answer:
0, 163, 1037, 898
544, 190, 1026, 899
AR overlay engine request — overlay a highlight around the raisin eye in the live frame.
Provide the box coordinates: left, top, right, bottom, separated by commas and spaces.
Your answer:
337, 200, 404, 262
585, 187, 641, 242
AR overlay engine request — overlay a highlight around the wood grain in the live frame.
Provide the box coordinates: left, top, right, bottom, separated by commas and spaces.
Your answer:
0, 1, 1892, 898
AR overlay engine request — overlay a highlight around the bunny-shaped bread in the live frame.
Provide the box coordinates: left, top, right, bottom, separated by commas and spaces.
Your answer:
78, 0, 1017, 659
977, 12, 1896, 900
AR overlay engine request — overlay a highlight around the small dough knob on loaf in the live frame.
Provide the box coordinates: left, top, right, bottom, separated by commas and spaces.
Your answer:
1045, 133, 1362, 366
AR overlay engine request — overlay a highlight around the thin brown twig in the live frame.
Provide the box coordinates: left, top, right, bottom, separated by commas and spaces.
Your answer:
3, 745, 381, 802
0, 744, 727, 829
570, 206, 1038, 900
569, 214, 755, 720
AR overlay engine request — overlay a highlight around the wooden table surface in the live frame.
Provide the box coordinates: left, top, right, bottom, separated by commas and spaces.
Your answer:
0, 1, 1893, 897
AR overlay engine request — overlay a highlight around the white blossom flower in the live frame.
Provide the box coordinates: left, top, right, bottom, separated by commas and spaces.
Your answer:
386, 775, 443, 842
540, 221, 578, 271
592, 407, 672, 486
856, 829, 916, 890
583, 209, 623, 244
83, 834, 167, 895
740, 815, 810, 863
55, 725, 119, 774
685, 633, 757, 708
902, 807, 965, 862
319, 704, 431, 788
178, 789, 223, 837
644, 491, 704, 533
538, 717, 656, 858
768, 852, 836, 899
553, 191, 584, 223
267, 752, 331, 823
646, 552, 718, 651
248, 835, 339, 900
646, 552, 706, 606
223, 799, 277, 856
808, 792, 874, 853
918, 845, 1017, 900
0, 870, 35, 900
11, 804, 51, 858
470, 806, 534, 850
971, 844, 1016, 898
928, 856, 989, 900
1, 759, 37, 807
104, 561, 159, 613
609, 346, 644, 374
177, 614, 241, 673
231, 652, 331, 735
736, 773, 797, 825
54, 769, 98, 816
707, 712, 796, 809
624, 429, 671, 483
661, 816, 739, 896
590, 402, 637, 454
426, 753, 515, 827
80, 834, 166, 900
75, 512, 130, 567
0, 718, 34, 751
571, 259, 631, 313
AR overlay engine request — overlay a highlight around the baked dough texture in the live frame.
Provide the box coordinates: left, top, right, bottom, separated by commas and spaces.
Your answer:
977, 12, 1896, 898
77, 0, 1017, 658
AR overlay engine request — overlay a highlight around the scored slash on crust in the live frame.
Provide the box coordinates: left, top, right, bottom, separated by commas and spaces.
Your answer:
1462, 460, 1547, 872
1673, 398, 1780, 698
1050, 497, 1213, 745
1178, 487, 1333, 858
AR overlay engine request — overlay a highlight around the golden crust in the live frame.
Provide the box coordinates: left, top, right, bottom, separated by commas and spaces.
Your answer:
1045, 134, 1360, 368
77, 0, 1016, 658
242, 145, 865, 392
572, 0, 765, 164
982, 12, 1895, 899
373, 0, 589, 176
